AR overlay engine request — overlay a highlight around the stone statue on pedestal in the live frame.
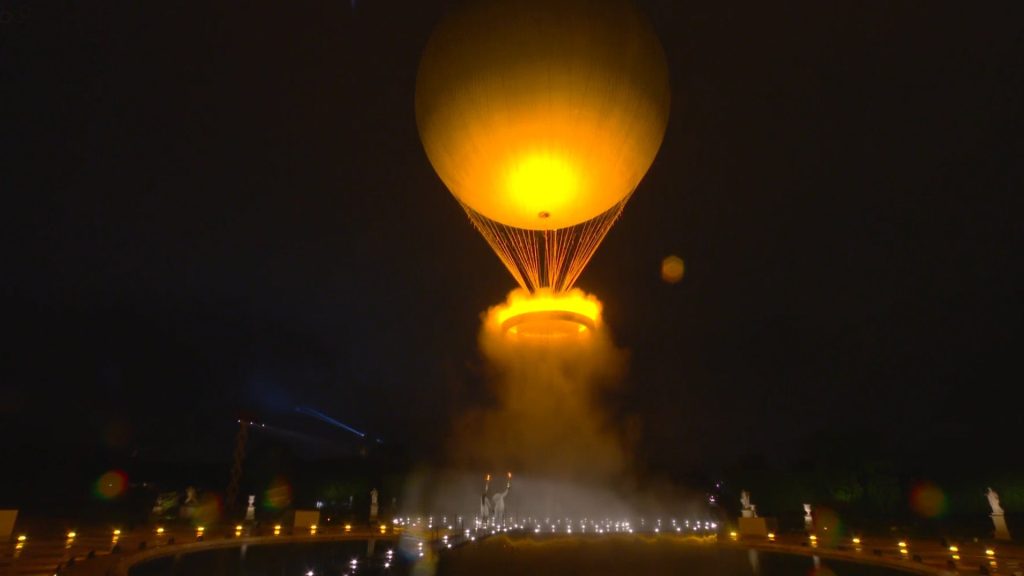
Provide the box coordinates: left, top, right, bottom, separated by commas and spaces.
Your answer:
740, 490, 756, 518
491, 473, 511, 527
986, 487, 1011, 541
480, 475, 492, 526
987, 487, 1004, 516
803, 504, 813, 529
245, 494, 256, 522
736, 489, 767, 537
983, 485, 1007, 541
370, 488, 379, 520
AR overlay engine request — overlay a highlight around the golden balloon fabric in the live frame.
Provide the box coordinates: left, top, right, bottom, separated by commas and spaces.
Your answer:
417, 0, 670, 291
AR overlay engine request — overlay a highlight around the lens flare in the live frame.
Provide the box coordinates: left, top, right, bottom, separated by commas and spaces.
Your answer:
264, 476, 293, 510
909, 481, 947, 518
94, 470, 128, 500
660, 255, 685, 284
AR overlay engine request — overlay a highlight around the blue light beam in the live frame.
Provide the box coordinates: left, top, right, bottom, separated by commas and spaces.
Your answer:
295, 407, 367, 438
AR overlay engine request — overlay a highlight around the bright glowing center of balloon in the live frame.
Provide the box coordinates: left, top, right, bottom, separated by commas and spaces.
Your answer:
491, 288, 601, 339
506, 153, 580, 223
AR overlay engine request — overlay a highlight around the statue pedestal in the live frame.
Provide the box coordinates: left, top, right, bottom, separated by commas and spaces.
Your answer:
741, 509, 755, 518
738, 517, 771, 537
294, 510, 320, 530
0, 510, 17, 540
991, 514, 1011, 541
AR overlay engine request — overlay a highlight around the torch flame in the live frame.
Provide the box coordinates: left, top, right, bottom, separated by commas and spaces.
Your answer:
487, 288, 601, 339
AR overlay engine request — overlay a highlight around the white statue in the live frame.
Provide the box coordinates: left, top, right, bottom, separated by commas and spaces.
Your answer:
480, 475, 492, 525
370, 488, 379, 520
803, 504, 813, 528
740, 490, 755, 517
245, 494, 256, 521
987, 487, 1004, 516
490, 473, 511, 527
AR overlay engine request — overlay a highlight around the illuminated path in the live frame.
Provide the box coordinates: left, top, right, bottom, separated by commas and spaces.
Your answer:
3, 527, 1021, 576
723, 535, 1021, 576
0, 526, 394, 576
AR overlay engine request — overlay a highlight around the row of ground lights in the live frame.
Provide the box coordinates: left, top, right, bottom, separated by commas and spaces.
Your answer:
728, 531, 998, 561
15, 529, 1001, 564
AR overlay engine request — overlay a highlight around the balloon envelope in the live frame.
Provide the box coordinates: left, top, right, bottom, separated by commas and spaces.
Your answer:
416, 0, 671, 232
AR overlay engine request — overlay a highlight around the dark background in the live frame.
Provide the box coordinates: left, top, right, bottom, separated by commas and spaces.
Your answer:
2, 0, 1022, 520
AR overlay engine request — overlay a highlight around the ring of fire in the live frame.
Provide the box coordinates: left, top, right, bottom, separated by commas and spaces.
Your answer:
501, 310, 597, 338
491, 289, 602, 339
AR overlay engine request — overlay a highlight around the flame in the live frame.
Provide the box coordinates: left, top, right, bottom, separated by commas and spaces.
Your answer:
488, 288, 602, 338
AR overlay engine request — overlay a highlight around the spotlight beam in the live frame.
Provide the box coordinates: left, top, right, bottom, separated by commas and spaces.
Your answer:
295, 407, 367, 439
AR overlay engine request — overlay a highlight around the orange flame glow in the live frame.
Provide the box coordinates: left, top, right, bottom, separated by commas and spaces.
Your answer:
488, 288, 602, 339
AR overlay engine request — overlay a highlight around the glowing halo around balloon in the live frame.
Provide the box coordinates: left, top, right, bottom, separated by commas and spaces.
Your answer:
417, 0, 670, 292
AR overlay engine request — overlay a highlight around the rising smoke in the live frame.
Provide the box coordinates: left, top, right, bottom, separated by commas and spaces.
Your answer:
404, 288, 651, 521
453, 288, 634, 519
453, 289, 628, 481
401, 288, 707, 523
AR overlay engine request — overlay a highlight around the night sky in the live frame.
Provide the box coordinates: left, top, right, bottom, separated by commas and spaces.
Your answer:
3, 0, 1022, 501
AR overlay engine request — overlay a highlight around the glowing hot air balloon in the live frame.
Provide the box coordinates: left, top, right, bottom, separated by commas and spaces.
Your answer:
416, 0, 670, 294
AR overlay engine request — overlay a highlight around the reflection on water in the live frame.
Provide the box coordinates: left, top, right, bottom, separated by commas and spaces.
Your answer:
130, 540, 403, 576
436, 537, 915, 576
131, 537, 915, 576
